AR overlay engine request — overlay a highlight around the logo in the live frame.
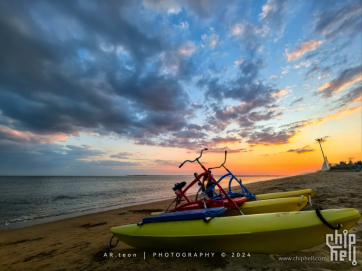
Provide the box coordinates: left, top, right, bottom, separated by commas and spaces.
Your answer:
326, 229, 357, 266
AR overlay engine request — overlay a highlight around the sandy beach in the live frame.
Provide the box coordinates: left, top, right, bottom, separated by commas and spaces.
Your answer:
0, 171, 361, 271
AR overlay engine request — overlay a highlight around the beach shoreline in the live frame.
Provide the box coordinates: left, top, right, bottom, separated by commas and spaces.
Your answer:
0, 171, 361, 270
0, 174, 286, 232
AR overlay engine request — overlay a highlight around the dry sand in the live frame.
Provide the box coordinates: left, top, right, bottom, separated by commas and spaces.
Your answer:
0, 171, 361, 271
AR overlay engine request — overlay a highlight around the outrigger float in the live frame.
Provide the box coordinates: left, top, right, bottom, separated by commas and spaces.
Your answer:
109, 149, 361, 253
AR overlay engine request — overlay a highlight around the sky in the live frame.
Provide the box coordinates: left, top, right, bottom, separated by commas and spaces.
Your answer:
0, 0, 361, 176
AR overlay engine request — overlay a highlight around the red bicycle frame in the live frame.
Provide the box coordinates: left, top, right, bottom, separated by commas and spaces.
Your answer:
167, 149, 244, 215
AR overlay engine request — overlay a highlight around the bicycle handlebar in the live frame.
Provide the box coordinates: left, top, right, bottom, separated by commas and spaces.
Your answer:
208, 151, 227, 171
179, 148, 208, 168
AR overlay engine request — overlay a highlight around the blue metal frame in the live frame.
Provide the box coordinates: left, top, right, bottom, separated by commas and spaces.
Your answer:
205, 167, 257, 200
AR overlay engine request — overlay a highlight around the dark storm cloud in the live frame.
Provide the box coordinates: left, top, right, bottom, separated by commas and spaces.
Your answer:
0, 0, 193, 141
0, 142, 138, 174
203, 59, 281, 117
213, 106, 283, 129
132, 126, 209, 150
156, 137, 209, 150
134, 132, 242, 151
289, 97, 304, 107
187, 124, 203, 131
173, 130, 207, 139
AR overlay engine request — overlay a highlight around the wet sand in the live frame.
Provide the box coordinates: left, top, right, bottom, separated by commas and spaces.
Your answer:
0, 171, 361, 271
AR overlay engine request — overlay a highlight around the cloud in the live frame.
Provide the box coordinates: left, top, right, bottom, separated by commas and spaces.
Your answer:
0, 125, 68, 143
258, 0, 289, 35
305, 64, 331, 78
135, 131, 242, 151
0, 0, 197, 146
211, 136, 240, 144
63, 145, 105, 157
293, 61, 311, 69
240, 105, 361, 147
201, 32, 219, 49
316, 65, 362, 98
207, 147, 251, 153
190, 103, 203, 110
241, 127, 296, 146
314, 2, 362, 40
204, 60, 282, 114
234, 59, 244, 66
232, 24, 245, 36
152, 159, 180, 166
0, 0, 360, 174
110, 152, 139, 159
318, 106, 362, 123
0, 142, 130, 175
270, 75, 278, 79
83, 160, 140, 167
234, 24, 266, 55
335, 84, 362, 108
178, 41, 196, 55
187, 123, 203, 130
285, 40, 323, 61
289, 97, 304, 107
271, 88, 290, 97
287, 145, 315, 154
212, 104, 283, 129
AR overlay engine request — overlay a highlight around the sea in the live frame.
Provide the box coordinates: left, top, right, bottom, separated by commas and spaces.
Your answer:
0, 175, 281, 230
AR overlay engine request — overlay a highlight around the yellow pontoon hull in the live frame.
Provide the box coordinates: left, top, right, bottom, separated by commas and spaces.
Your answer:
232, 196, 308, 215
111, 208, 360, 254
152, 196, 309, 216
254, 188, 316, 200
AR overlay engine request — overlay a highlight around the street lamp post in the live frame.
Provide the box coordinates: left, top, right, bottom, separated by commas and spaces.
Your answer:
315, 138, 328, 170
315, 138, 325, 160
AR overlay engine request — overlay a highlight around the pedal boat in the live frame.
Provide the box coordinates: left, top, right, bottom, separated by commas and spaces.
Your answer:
111, 208, 361, 254
151, 150, 316, 216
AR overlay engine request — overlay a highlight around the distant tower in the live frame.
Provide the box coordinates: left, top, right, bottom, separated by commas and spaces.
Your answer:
316, 138, 330, 171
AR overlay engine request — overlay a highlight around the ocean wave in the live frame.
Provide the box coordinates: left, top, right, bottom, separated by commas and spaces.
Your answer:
52, 195, 77, 201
